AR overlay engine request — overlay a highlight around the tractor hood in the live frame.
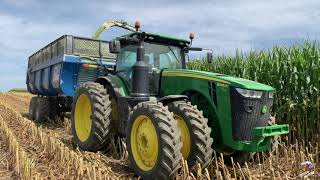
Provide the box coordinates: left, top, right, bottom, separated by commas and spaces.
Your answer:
162, 69, 274, 91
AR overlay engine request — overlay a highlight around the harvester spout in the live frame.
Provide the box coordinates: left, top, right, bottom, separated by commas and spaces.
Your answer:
93, 20, 141, 39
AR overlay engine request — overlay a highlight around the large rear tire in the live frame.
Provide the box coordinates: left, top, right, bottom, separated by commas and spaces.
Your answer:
105, 85, 119, 134
71, 82, 112, 151
127, 101, 182, 180
167, 101, 213, 168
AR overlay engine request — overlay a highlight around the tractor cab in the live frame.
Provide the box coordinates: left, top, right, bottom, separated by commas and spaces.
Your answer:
110, 31, 213, 97
114, 32, 187, 96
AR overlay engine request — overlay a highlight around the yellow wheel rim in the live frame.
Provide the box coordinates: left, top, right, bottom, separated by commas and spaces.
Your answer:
131, 115, 158, 171
74, 94, 92, 142
174, 114, 191, 159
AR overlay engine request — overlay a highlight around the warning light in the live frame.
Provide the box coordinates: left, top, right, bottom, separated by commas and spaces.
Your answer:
82, 64, 90, 68
189, 33, 195, 40
135, 21, 141, 29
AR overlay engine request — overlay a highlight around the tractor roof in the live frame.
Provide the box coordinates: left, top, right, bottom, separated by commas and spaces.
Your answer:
121, 32, 191, 47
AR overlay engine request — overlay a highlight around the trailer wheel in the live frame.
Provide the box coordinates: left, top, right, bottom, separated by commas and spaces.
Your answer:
48, 97, 65, 121
48, 97, 58, 120
71, 82, 112, 151
28, 97, 38, 120
127, 102, 182, 180
34, 97, 50, 122
168, 101, 213, 168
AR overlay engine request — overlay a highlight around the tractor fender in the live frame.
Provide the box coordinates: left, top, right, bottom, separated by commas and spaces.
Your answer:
95, 76, 124, 97
158, 95, 189, 105
96, 76, 130, 137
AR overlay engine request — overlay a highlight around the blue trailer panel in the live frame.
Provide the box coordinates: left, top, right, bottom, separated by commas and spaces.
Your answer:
26, 35, 116, 97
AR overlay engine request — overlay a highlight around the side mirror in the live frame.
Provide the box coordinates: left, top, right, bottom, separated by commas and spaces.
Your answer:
109, 40, 121, 53
207, 52, 213, 63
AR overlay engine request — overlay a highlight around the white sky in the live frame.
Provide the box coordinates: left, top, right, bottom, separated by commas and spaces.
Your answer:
0, 0, 319, 91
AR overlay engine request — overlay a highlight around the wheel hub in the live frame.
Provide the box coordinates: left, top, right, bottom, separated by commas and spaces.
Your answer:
131, 115, 158, 171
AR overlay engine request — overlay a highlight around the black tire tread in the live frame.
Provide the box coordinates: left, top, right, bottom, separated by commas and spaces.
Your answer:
168, 101, 213, 168
35, 97, 50, 122
127, 101, 182, 180
49, 97, 59, 120
28, 97, 37, 120
71, 82, 112, 151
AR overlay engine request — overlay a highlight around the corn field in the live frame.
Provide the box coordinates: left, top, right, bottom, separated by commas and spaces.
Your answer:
188, 40, 320, 145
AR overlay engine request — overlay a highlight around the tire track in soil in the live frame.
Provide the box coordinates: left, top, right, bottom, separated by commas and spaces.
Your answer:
0, 93, 134, 179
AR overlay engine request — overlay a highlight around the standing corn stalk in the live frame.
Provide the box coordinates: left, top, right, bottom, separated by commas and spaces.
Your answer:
188, 40, 320, 144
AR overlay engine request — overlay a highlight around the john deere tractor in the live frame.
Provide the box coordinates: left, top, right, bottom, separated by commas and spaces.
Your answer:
26, 20, 289, 179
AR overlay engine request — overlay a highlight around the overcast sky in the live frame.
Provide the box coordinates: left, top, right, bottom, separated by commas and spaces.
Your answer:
0, 0, 319, 91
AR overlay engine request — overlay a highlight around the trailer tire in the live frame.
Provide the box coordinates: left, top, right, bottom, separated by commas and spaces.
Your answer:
34, 97, 50, 122
167, 101, 213, 168
71, 82, 112, 151
48, 97, 64, 121
127, 101, 182, 180
48, 97, 58, 120
28, 97, 37, 120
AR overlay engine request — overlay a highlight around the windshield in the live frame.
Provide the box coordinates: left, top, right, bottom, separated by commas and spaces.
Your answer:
116, 42, 182, 71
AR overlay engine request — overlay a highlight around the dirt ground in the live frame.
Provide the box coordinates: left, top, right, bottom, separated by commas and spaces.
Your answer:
0, 92, 133, 179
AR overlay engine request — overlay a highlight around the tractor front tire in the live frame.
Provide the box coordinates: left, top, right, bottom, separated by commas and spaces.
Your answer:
167, 101, 213, 168
71, 82, 112, 151
127, 101, 182, 180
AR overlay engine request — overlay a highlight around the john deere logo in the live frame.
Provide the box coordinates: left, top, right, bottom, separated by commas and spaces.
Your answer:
261, 105, 268, 114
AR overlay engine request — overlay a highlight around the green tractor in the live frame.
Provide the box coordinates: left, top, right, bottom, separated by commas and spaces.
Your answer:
27, 20, 289, 179
87, 21, 288, 179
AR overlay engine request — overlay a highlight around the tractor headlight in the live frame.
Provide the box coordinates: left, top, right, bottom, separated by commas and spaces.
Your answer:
268, 92, 274, 99
235, 88, 263, 98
